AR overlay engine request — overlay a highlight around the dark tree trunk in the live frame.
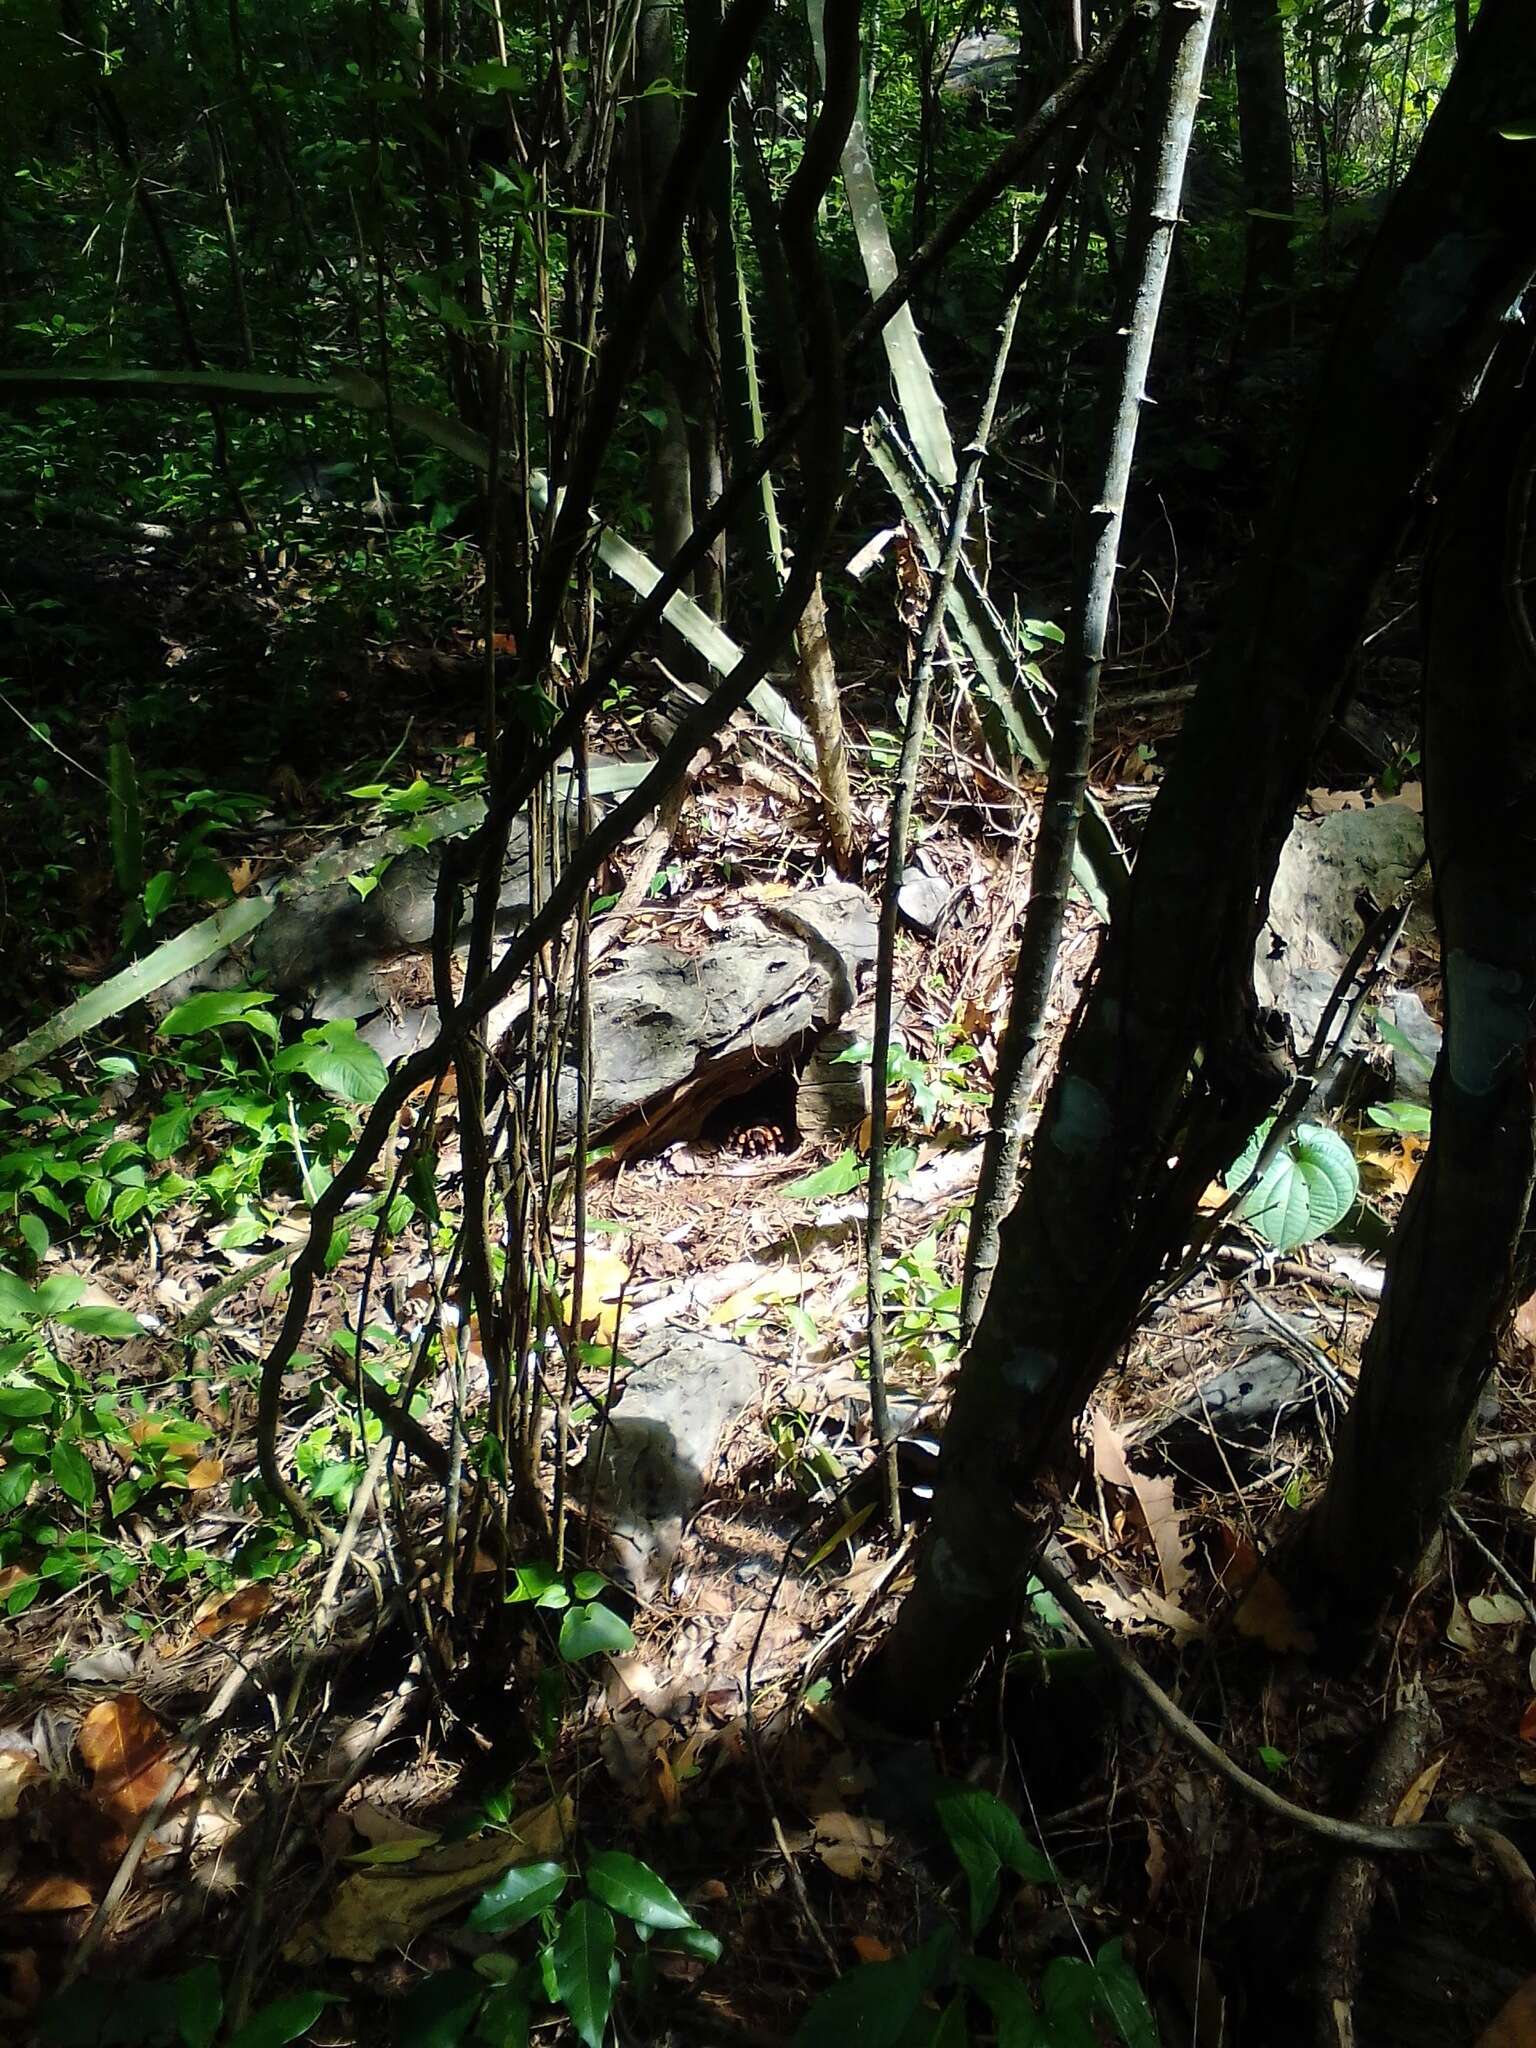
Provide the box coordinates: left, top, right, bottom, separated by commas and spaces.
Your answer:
873, 0, 1536, 1729
1288, 341, 1536, 1645
1231, 0, 1294, 353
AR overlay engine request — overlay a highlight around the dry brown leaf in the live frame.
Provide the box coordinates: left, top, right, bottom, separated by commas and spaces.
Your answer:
1448, 1598, 1480, 1652
193, 1584, 272, 1638
1519, 1699, 1536, 1745
1476, 1977, 1536, 2046
0, 1748, 43, 1821
0, 1565, 36, 1599
285, 1795, 573, 1964
14, 1876, 93, 1913
809, 1809, 886, 1882
1356, 1132, 1429, 1197
1090, 1410, 1192, 1600
852, 1936, 895, 1964
77, 1695, 177, 1822
1393, 1754, 1447, 1827
1145, 1823, 1170, 1908
1234, 1571, 1318, 1654
179, 1458, 225, 1491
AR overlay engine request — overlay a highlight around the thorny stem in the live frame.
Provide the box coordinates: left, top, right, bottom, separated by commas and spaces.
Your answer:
866, 260, 1029, 1531
961, 0, 1218, 1339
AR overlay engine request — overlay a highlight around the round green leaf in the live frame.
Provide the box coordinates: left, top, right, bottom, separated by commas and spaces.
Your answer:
175, 1960, 224, 2048
280, 1024, 388, 1105
468, 1861, 568, 1933
558, 1601, 635, 1662
585, 1850, 695, 1932
1232, 1120, 1359, 1251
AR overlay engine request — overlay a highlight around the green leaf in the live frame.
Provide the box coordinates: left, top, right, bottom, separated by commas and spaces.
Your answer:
33, 1273, 86, 1314
930, 2000, 970, 2048
51, 1441, 97, 1510
143, 870, 178, 924
175, 1960, 223, 2048
1365, 1100, 1432, 1137
934, 1785, 1053, 1936
474, 1980, 531, 2048
160, 990, 278, 1042
559, 1602, 635, 1662
393, 1969, 484, 2048
1091, 1938, 1159, 2048
1376, 1016, 1435, 1078
1230, 1120, 1360, 1251
506, 1561, 567, 1607
784, 1150, 865, 1200
225, 1991, 329, 2048
653, 1923, 723, 1964
1039, 1959, 1102, 2048
548, 1900, 616, 2048
0, 1269, 39, 1327
148, 1103, 195, 1160
18, 1213, 49, 1260
467, 1862, 567, 1933
586, 1849, 696, 1932
0, 1386, 54, 1418
795, 1930, 954, 2048
57, 1305, 145, 1338
0, 1461, 37, 1511
953, 1957, 1046, 2048
276, 1022, 389, 1105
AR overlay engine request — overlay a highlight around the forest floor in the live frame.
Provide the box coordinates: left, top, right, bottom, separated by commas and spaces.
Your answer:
4, 484, 1536, 2048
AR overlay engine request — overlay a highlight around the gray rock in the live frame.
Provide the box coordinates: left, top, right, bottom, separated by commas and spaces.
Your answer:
585, 1329, 759, 1590
1256, 802, 1431, 1051
897, 861, 952, 934
1385, 989, 1441, 1106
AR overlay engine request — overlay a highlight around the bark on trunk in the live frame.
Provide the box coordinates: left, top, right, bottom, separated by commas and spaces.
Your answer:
1231, 0, 1294, 354
961, 0, 1217, 1338
1288, 344, 1536, 1646
873, 0, 1536, 1729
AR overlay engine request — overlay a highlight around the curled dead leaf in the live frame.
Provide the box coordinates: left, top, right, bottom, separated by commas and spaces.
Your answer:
0, 1748, 43, 1821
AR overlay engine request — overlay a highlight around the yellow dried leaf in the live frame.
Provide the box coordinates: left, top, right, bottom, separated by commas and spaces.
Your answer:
1392, 1755, 1447, 1828
179, 1458, 225, 1491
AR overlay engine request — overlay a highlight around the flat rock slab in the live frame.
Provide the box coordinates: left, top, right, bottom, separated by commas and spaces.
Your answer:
568, 883, 876, 1152
585, 1328, 759, 1592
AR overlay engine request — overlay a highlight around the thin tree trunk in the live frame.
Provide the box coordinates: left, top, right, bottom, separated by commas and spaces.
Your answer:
1231, 0, 1294, 354
875, 0, 1536, 1727
1287, 342, 1536, 1646
962, 0, 1217, 1341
